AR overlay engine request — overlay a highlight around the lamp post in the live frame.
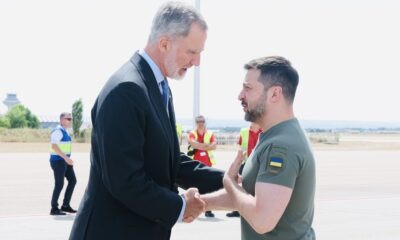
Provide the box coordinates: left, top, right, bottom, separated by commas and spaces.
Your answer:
193, 0, 201, 128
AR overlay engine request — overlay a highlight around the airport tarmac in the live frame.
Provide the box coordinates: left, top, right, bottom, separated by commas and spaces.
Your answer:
0, 150, 400, 239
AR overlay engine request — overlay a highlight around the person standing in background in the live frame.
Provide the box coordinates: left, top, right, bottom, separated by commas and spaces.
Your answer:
176, 123, 184, 146
188, 115, 217, 218
49, 112, 77, 216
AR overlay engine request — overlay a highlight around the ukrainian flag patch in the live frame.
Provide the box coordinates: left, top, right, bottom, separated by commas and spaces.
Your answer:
266, 145, 288, 174
270, 157, 283, 168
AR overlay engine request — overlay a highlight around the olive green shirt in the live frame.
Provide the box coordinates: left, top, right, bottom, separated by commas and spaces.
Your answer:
241, 118, 316, 240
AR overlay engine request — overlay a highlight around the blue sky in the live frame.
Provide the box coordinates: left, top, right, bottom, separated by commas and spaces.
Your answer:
1, 0, 399, 122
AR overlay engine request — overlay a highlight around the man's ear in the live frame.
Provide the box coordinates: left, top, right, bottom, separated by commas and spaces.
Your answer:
270, 86, 283, 103
159, 36, 170, 53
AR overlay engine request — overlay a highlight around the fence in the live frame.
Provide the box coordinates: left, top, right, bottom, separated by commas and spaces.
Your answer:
181, 132, 239, 146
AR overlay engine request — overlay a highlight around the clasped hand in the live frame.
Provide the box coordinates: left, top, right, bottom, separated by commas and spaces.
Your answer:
183, 151, 245, 223
182, 188, 205, 223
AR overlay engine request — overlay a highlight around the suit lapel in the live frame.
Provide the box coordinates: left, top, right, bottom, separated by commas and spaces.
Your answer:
130, 53, 176, 165
168, 91, 181, 176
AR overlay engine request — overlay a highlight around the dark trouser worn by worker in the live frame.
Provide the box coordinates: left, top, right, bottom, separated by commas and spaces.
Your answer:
50, 160, 76, 210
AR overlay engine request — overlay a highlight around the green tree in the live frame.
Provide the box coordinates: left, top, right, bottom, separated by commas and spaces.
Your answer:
25, 108, 40, 128
0, 116, 11, 128
72, 99, 83, 138
6, 105, 27, 128
4, 105, 40, 129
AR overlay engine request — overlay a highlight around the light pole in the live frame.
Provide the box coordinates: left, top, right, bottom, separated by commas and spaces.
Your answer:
193, 0, 201, 128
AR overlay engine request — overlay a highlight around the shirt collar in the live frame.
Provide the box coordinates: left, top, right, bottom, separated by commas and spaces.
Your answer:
138, 49, 165, 85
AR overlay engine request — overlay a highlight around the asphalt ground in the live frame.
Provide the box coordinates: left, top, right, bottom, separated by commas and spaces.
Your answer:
0, 150, 400, 239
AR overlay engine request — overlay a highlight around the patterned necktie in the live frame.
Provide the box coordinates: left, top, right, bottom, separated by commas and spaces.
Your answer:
160, 79, 169, 111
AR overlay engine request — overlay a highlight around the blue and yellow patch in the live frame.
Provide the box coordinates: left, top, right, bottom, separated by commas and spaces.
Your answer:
270, 157, 283, 168
266, 145, 288, 174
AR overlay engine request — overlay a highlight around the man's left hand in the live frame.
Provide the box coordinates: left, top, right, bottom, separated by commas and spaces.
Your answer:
223, 150, 244, 190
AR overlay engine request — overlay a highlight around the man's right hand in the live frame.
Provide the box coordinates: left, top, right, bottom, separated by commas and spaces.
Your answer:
182, 188, 205, 223
65, 157, 74, 166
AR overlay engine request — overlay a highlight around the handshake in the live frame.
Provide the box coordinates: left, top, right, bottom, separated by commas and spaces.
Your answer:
181, 150, 246, 223
181, 188, 206, 223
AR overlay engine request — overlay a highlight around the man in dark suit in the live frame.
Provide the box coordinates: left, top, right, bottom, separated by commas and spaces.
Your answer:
69, 2, 224, 240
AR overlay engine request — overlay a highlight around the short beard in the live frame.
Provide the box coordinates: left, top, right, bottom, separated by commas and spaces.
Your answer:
164, 47, 185, 80
244, 92, 267, 122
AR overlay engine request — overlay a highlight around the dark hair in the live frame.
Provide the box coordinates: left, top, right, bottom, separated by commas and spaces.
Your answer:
244, 56, 299, 103
195, 115, 205, 122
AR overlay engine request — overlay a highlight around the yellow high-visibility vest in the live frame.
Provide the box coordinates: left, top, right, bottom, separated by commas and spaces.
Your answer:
240, 127, 250, 160
176, 123, 183, 144
190, 130, 216, 165
50, 126, 72, 161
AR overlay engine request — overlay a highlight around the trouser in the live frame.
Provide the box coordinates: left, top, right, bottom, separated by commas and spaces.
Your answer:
239, 163, 245, 174
50, 160, 77, 209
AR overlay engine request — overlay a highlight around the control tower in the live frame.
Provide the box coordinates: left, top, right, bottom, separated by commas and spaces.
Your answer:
3, 93, 21, 111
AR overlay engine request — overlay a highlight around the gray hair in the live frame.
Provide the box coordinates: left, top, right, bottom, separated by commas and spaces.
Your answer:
148, 1, 207, 43
60, 112, 72, 120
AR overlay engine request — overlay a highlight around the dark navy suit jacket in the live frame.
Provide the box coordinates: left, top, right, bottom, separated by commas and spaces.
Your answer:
69, 53, 224, 240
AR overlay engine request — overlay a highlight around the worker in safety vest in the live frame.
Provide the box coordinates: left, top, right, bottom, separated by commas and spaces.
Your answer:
176, 123, 183, 146
49, 112, 77, 216
226, 122, 261, 218
188, 115, 217, 218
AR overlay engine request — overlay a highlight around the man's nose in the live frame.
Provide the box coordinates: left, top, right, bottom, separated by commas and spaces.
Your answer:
191, 53, 201, 66
238, 90, 245, 101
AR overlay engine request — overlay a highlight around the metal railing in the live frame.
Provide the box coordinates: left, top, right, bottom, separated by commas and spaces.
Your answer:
181, 132, 239, 145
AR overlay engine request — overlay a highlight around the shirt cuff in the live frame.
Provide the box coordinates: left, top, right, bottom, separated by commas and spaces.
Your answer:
177, 194, 186, 222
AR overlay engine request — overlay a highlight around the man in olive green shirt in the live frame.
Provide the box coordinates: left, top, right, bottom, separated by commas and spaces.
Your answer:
202, 56, 316, 239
